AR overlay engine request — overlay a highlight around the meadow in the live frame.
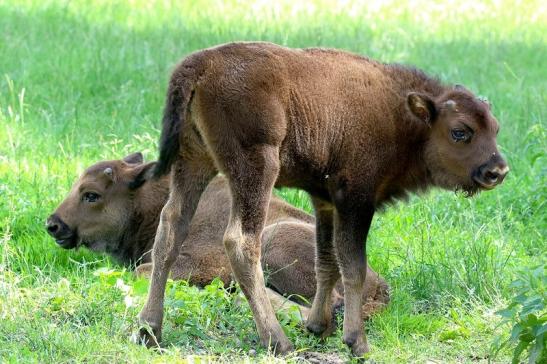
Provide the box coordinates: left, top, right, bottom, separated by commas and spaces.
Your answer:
0, 0, 545, 362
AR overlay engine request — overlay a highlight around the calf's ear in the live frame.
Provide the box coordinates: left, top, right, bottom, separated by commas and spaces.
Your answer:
407, 92, 437, 125
454, 84, 469, 93
128, 162, 157, 190
123, 152, 144, 164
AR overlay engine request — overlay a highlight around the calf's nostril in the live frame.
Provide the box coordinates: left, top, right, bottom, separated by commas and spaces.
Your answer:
47, 223, 59, 234
484, 171, 499, 183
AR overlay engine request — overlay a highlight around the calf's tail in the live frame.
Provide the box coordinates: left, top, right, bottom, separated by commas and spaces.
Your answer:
151, 61, 201, 179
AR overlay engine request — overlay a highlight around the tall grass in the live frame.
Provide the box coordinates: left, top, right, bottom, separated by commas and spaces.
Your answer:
0, 0, 545, 362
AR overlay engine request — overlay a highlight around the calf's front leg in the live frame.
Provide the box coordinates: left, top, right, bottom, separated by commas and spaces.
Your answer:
334, 203, 374, 356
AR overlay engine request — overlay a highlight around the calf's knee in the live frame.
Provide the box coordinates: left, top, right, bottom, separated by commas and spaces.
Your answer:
159, 200, 181, 225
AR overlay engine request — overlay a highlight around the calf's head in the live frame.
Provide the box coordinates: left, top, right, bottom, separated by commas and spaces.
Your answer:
46, 152, 156, 252
407, 85, 509, 195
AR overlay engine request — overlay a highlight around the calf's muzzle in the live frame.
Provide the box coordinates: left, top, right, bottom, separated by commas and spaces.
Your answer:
46, 214, 77, 248
473, 153, 509, 189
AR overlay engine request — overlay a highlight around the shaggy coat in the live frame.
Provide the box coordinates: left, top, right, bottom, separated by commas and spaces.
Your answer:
138, 42, 508, 355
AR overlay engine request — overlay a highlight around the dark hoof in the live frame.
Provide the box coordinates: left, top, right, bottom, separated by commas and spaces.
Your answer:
306, 317, 337, 339
265, 336, 294, 356
273, 340, 294, 356
350, 341, 369, 357
136, 324, 161, 349
306, 320, 327, 335
343, 333, 369, 357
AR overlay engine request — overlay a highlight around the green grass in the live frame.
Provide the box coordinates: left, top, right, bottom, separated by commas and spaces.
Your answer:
0, 0, 545, 362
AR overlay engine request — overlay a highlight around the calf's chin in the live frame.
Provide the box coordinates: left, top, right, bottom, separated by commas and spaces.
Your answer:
81, 237, 118, 254
424, 152, 480, 197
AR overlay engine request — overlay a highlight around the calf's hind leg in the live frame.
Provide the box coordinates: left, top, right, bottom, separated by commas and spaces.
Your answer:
306, 199, 340, 338
222, 145, 293, 354
138, 159, 215, 347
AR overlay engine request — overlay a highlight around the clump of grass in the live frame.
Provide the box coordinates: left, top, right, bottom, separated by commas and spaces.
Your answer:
491, 264, 546, 364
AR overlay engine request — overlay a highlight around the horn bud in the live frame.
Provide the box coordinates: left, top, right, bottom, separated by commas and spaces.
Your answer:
104, 167, 113, 178
444, 99, 458, 111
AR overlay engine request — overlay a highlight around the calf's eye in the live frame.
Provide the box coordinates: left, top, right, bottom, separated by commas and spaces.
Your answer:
83, 192, 100, 203
451, 129, 469, 142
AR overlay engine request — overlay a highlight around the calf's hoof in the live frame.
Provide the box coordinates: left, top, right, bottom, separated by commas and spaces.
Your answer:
137, 325, 161, 348
136, 314, 162, 348
269, 336, 294, 356
343, 332, 369, 357
306, 317, 336, 339
260, 329, 294, 355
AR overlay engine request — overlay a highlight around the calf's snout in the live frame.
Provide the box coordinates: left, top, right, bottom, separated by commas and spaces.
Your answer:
474, 154, 509, 189
46, 214, 63, 237
46, 214, 77, 248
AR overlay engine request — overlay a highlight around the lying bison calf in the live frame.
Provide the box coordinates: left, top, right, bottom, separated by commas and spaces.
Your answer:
140, 42, 508, 355
46, 153, 389, 325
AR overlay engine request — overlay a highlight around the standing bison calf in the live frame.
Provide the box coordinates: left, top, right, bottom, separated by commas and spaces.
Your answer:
140, 42, 509, 355
46, 153, 389, 324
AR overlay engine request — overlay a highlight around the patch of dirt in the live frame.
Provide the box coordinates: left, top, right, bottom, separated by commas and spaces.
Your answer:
294, 351, 347, 363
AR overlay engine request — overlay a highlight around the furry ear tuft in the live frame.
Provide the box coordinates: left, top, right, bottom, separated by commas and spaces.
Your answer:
454, 84, 470, 93
123, 152, 144, 165
407, 92, 436, 125
128, 162, 157, 190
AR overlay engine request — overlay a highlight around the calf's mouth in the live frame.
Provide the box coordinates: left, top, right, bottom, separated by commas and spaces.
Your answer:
55, 234, 79, 249
472, 178, 496, 190
46, 214, 79, 249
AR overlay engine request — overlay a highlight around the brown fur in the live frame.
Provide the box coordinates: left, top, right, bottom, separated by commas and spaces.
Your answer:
140, 42, 508, 355
46, 153, 389, 322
